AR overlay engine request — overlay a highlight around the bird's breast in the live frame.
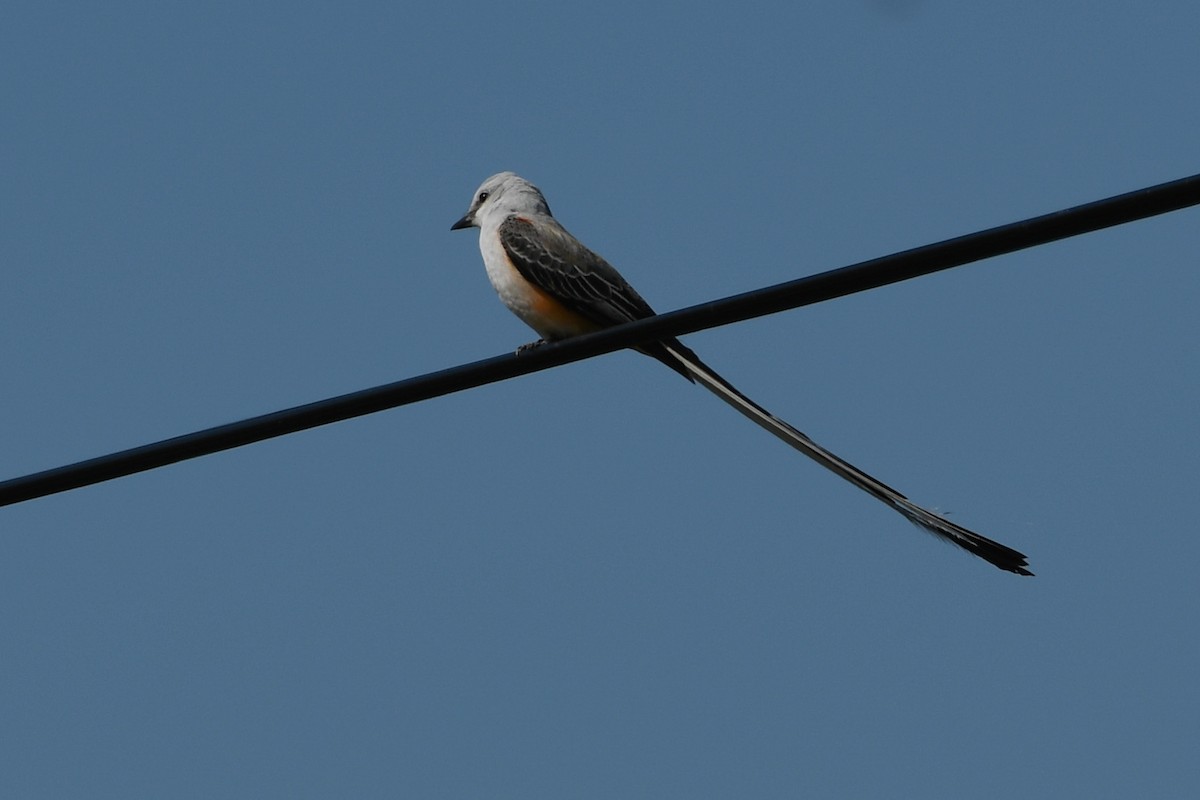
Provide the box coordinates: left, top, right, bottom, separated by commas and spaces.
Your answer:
480, 228, 598, 341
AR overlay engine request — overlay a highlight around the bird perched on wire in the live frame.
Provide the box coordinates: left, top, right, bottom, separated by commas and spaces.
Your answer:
452, 171, 1032, 576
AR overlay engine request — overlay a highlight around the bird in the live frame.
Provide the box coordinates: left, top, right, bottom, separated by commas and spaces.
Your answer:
451, 171, 1032, 576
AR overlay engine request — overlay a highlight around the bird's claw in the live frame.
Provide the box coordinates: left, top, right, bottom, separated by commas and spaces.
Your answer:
516, 339, 548, 355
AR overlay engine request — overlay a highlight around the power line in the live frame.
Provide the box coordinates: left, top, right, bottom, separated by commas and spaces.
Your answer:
3, 172, 1198, 509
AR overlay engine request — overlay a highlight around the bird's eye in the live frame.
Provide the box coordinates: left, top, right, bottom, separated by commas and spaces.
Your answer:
477, 191, 490, 203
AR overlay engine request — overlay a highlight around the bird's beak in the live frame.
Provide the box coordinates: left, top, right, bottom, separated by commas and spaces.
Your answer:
450, 213, 474, 231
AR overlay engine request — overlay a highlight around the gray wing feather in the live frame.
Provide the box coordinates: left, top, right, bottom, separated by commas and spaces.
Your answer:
499, 215, 655, 326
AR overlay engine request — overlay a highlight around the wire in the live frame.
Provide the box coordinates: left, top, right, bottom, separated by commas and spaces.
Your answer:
3, 172, 1199, 509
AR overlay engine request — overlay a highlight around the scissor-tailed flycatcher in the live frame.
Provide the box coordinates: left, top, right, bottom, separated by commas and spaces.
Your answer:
452, 171, 1032, 576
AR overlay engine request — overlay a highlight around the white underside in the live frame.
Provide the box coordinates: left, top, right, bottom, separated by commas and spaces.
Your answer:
480, 225, 579, 340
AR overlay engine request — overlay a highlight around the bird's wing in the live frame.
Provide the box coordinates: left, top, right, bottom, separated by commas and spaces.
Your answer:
499, 214, 656, 327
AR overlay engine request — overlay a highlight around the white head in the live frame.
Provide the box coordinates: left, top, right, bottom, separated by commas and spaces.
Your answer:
450, 171, 553, 231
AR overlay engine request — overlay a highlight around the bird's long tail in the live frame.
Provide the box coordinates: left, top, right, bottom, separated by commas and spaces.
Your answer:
655, 340, 1033, 576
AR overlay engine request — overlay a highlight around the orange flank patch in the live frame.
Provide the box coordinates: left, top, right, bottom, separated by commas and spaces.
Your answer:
523, 280, 599, 337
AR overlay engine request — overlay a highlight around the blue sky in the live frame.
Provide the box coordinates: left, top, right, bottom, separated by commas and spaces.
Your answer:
2, 2, 1199, 797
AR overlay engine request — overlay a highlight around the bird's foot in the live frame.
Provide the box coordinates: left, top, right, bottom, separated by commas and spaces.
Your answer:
516, 339, 548, 355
